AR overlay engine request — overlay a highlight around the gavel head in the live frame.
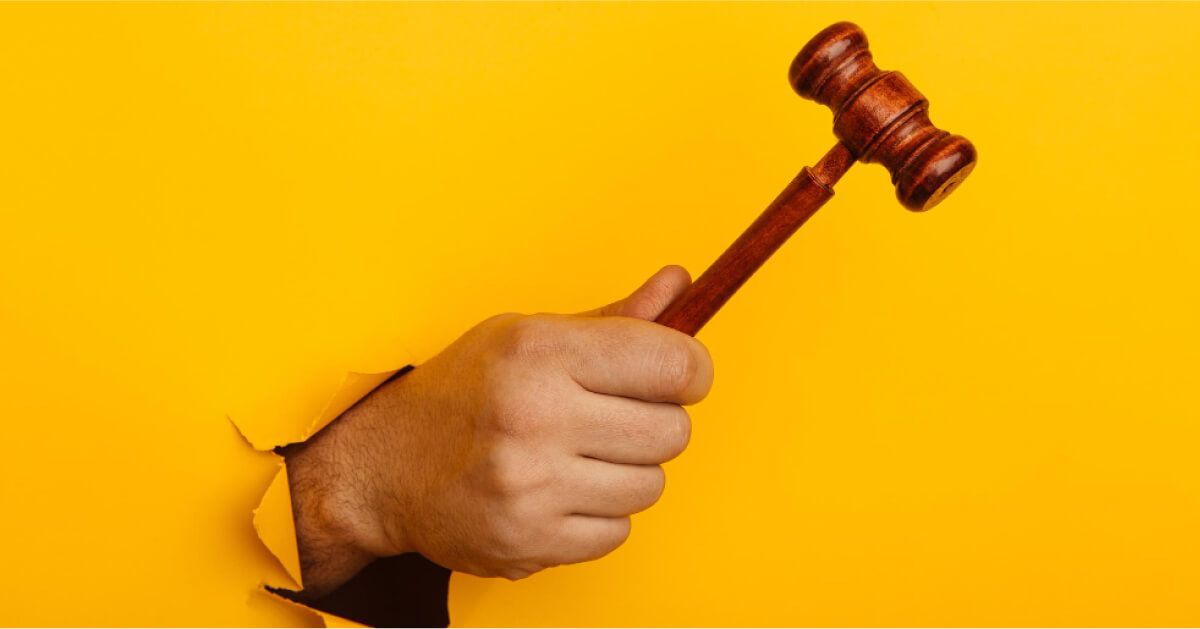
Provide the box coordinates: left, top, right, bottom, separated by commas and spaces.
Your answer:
789, 22, 976, 211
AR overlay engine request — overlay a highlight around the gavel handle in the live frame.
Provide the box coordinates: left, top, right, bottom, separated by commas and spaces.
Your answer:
655, 142, 855, 336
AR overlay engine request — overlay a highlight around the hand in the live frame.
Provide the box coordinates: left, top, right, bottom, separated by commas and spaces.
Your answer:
284, 266, 714, 595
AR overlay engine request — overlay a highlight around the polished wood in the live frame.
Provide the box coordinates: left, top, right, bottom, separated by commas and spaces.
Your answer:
789, 22, 976, 211
655, 143, 853, 336
656, 22, 975, 336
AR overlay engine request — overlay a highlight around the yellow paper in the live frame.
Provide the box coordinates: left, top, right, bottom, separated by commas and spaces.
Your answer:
1, 3, 1199, 626
252, 462, 302, 590
238, 371, 397, 623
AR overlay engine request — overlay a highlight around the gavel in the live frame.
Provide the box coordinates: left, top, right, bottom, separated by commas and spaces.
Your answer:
655, 22, 977, 336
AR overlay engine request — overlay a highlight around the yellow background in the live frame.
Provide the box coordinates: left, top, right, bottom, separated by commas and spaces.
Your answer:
2, 2, 1199, 626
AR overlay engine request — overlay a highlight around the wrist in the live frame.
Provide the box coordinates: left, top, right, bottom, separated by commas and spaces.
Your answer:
284, 376, 417, 594
333, 375, 419, 559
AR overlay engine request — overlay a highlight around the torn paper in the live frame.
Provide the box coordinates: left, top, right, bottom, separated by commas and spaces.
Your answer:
232, 369, 403, 627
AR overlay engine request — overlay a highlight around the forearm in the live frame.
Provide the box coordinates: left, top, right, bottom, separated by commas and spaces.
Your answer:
283, 373, 415, 597
284, 434, 375, 597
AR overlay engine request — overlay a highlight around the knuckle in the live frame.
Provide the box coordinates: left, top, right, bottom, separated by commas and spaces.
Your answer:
499, 314, 559, 361
611, 517, 633, 548
662, 407, 692, 459
470, 312, 522, 347
655, 340, 698, 398
633, 465, 672, 511
691, 341, 715, 401
584, 517, 632, 562
481, 311, 523, 330
642, 466, 667, 506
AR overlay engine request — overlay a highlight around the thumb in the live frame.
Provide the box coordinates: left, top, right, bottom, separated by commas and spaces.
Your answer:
581, 265, 692, 321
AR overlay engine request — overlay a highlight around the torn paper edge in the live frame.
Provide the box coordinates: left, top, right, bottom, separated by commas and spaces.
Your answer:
231, 369, 401, 627
259, 583, 368, 628
252, 457, 303, 589
232, 370, 399, 452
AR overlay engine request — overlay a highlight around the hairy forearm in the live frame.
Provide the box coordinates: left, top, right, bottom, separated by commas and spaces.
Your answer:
282, 377, 414, 597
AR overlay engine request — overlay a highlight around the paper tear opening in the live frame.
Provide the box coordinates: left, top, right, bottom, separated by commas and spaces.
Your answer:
231, 371, 398, 452
234, 368, 405, 627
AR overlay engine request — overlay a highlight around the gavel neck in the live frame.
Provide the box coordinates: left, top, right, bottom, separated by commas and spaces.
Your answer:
810, 142, 855, 189
653, 143, 855, 337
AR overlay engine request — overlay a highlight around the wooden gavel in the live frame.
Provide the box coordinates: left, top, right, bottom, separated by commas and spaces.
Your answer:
656, 22, 977, 336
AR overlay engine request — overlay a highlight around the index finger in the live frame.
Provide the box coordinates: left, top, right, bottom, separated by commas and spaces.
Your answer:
555, 316, 714, 405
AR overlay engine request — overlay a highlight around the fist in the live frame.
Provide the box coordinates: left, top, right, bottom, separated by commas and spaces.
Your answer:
286, 266, 715, 593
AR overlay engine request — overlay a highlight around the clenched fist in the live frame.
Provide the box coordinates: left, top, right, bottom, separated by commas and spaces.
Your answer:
285, 266, 714, 595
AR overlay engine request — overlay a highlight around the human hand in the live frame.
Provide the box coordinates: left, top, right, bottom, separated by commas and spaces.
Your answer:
285, 266, 714, 595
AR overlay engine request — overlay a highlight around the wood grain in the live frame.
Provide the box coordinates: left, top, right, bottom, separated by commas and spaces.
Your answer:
656, 21, 976, 336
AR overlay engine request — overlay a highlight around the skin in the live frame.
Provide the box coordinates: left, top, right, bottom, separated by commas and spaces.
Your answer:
284, 266, 714, 597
